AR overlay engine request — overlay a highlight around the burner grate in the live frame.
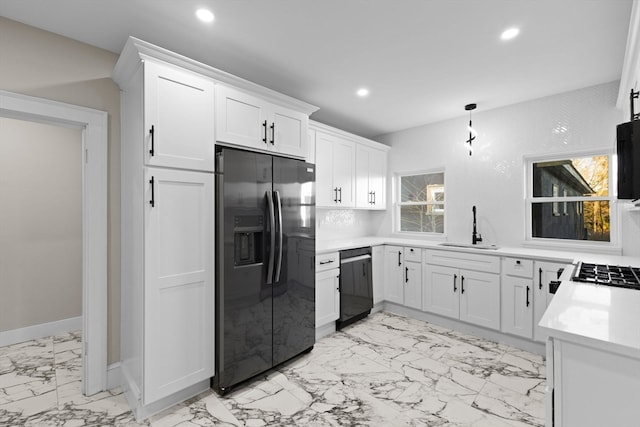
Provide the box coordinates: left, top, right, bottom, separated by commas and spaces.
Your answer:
573, 262, 640, 290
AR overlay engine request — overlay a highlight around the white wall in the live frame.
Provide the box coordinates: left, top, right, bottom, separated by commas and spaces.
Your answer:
377, 81, 640, 257
316, 208, 385, 241
0, 117, 82, 331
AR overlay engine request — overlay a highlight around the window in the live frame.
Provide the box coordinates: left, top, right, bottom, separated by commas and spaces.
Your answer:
527, 154, 614, 243
397, 171, 445, 233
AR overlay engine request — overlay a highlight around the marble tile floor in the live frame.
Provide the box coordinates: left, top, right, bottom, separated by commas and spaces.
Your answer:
0, 312, 545, 426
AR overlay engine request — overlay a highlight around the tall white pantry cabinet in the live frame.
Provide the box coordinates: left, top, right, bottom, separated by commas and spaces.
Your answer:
115, 42, 215, 419
114, 37, 318, 420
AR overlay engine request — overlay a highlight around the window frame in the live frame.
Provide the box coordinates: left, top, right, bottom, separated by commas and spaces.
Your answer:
524, 149, 619, 251
395, 168, 446, 236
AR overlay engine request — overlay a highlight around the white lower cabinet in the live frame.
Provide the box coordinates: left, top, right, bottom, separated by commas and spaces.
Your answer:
423, 250, 500, 331
501, 258, 534, 339
404, 259, 423, 310
423, 264, 460, 318
548, 339, 640, 427
372, 246, 385, 305
383, 245, 422, 309
315, 252, 340, 328
533, 261, 566, 342
383, 246, 404, 305
315, 269, 340, 327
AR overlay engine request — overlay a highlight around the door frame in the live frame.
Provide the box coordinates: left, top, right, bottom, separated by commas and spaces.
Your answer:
0, 90, 108, 395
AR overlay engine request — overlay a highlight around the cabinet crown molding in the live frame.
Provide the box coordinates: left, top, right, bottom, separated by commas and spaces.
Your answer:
310, 120, 390, 151
112, 36, 318, 116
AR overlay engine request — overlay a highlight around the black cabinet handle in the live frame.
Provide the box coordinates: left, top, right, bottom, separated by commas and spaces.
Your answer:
262, 120, 268, 144
398, 251, 402, 266
270, 122, 275, 145
453, 274, 457, 292
319, 259, 334, 265
149, 125, 155, 156
539, 267, 543, 290
405, 267, 409, 283
149, 176, 155, 207
373, 191, 376, 205
338, 187, 342, 203
368, 191, 372, 204
526, 286, 530, 307
461, 276, 465, 294
333, 188, 338, 203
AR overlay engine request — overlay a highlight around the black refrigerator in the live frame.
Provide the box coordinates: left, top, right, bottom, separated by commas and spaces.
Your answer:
213, 146, 315, 394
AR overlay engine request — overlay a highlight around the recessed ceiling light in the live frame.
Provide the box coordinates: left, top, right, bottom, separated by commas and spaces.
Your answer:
356, 88, 369, 97
500, 27, 520, 41
196, 8, 215, 23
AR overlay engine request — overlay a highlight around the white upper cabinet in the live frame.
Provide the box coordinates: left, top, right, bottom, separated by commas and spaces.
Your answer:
215, 85, 308, 158
312, 121, 388, 209
144, 61, 215, 171
315, 131, 355, 207
355, 144, 387, 209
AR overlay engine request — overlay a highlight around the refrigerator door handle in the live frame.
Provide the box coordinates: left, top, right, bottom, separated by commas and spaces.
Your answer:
266, 191, 276, 284
274, 190, 283, 282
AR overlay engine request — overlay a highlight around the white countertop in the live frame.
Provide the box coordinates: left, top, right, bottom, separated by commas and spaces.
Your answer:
539, 281, 640, 358
316, 236, 640, 265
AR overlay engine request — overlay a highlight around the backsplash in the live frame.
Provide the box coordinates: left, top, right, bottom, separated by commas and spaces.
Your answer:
316, 208, 385, 241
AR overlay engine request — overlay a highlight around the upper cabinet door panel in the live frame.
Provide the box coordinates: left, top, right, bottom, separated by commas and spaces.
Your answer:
215, 85, 267, 150
272, 106, 308, 158
355, 144, 371, 208
144, 61, 215, 171
355, 143, 387, 210
369, 147, 387, 209
332, 138, 355, 207
315, 132, 336, 207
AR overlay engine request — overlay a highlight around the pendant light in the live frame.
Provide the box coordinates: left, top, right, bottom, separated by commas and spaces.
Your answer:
465, 103, 477, 156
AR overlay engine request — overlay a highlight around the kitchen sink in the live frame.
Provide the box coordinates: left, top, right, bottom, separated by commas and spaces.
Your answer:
438, 242, 499, 250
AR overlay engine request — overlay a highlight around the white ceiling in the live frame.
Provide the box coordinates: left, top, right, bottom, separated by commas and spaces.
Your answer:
0, 0, 633, 138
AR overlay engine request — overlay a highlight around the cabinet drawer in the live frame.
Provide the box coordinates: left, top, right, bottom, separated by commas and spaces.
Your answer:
404, 246, 422, 262
316, 252, 339, 272
424, 249, 500, 274
502, 257, 534, 278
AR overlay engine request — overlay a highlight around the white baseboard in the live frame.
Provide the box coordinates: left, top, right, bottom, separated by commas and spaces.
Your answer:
315, 322, 336, 340
0, 316, 82, 347
107, 362, 122, 391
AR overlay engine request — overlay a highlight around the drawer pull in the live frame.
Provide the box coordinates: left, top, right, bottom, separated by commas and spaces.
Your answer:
526, 286, 530, 307
319, 259, 335, 265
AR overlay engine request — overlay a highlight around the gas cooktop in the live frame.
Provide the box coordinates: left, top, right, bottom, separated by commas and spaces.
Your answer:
573, 262, 640, 290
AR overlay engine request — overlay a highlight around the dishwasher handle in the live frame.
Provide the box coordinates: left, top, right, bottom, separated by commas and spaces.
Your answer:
340, 254, 372, 264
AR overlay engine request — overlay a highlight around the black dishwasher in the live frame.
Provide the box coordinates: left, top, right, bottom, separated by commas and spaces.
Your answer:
337, 247, 373, 330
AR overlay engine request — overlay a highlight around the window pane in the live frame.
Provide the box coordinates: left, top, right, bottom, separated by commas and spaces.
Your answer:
400, 205, 444, 233
401, 173, 444, 203
533, 155, 608, 197
532, 201, 610, 241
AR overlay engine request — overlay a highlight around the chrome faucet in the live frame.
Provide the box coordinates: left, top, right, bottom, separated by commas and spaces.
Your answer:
472, 205, 483, 245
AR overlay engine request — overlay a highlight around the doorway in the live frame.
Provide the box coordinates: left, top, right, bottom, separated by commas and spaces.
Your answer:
0, 90, 108, 395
